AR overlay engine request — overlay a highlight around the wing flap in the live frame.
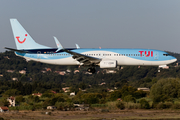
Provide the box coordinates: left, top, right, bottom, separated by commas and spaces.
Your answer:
63, 49, 101, 65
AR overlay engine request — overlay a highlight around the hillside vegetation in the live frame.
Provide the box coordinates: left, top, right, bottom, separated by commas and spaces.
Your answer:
0, 51, 180, 110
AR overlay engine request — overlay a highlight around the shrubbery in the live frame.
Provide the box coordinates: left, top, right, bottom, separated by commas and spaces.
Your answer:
123, 95, 136, 103
139, 99, 150, 109
152, 102, 180, 109
172, 103, 180, 109
164, 102, 173, 109
55, 102, 74, 110
116, 101, 125, 110
156, 102, 166, 109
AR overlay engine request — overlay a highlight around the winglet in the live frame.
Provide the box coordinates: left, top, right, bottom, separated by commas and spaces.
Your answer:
54, 36, 64, 52
75, 44, 80, 49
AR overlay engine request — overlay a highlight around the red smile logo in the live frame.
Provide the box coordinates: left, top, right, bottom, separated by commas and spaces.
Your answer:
16, 34, 27, 44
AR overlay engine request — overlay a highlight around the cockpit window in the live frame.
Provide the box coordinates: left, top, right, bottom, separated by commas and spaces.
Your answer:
163, 54, 170, 56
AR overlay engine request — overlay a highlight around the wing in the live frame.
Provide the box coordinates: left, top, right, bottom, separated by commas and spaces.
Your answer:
63, 49, 101, 66
53, 37, 100, 65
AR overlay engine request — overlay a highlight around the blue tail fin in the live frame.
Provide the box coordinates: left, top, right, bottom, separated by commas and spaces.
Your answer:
10, 19, 50, 50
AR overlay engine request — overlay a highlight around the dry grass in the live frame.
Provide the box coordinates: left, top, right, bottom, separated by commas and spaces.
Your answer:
124, 102, 141, 109
105, 101, 118, 110
0, 109, 180, 120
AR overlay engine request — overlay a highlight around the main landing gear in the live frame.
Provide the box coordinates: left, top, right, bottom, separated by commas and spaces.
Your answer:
87, 67, 96, 74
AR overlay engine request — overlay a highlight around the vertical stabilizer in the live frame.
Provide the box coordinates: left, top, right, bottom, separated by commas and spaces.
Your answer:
10, 19, 50, 50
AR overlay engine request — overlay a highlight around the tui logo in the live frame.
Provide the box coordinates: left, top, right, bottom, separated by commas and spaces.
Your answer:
139, 51, 153, 57
16, 34, 27, 44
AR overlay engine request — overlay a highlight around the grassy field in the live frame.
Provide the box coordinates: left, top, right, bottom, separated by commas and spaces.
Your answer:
1, 109, 180, 120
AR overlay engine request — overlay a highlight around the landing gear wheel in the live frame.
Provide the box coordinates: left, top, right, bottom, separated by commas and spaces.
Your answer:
87, 68, 92, 72
87, 68, 96, 73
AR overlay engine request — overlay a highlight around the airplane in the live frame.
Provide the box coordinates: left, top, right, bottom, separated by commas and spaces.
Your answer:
5, 19, 177, 73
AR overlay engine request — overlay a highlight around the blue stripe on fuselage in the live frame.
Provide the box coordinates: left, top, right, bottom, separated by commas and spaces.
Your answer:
15, 48, 176, 61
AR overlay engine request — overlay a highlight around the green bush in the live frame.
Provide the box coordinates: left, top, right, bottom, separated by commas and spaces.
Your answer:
164, 102, 173, 109
156, 102, 166, 109
123, 95, 136, 103
41, 93, 54, 98
55, 102, 74, 110
9, 105, 34, 110
172, 103, 180, 109
152, 95, 170, 104
139, 99, 150, 109
0, 117, 4, 120
81, 93, 101, 104
108, 90, 122, 101
16, 95, 25, 104
116, 101, 125, 110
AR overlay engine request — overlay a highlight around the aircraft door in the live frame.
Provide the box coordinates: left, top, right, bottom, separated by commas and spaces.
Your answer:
154, 52, 159, 60
37, 51, 41, 59
100, 53, 105, 59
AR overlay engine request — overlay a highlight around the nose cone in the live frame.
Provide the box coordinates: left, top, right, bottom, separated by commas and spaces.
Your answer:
173, 58, 177, 63
171, 56, 177, 63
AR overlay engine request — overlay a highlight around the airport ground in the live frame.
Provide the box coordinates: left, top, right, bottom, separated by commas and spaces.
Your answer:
1, 109, 180, 120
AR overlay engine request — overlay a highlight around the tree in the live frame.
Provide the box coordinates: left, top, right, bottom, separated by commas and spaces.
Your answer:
108, 90, 122, 101
81, 93, 102, 104
42, 93, 54, 98
16, 95, 25, 104
121, 86, 137, 99
3, 89, 21, 96
150, 78, 180, 99
78, 82, 87, 90
139, 99, 150, 109
20, 75, 27, 82
34, 96, 40, 103
123, 95, 136, 103
133, 90, 147, 99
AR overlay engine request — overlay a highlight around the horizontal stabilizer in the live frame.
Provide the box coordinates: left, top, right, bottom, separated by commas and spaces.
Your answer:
4, 47, 28, 53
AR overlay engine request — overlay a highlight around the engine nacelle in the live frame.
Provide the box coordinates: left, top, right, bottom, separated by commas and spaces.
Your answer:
100, 60, 117, 68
